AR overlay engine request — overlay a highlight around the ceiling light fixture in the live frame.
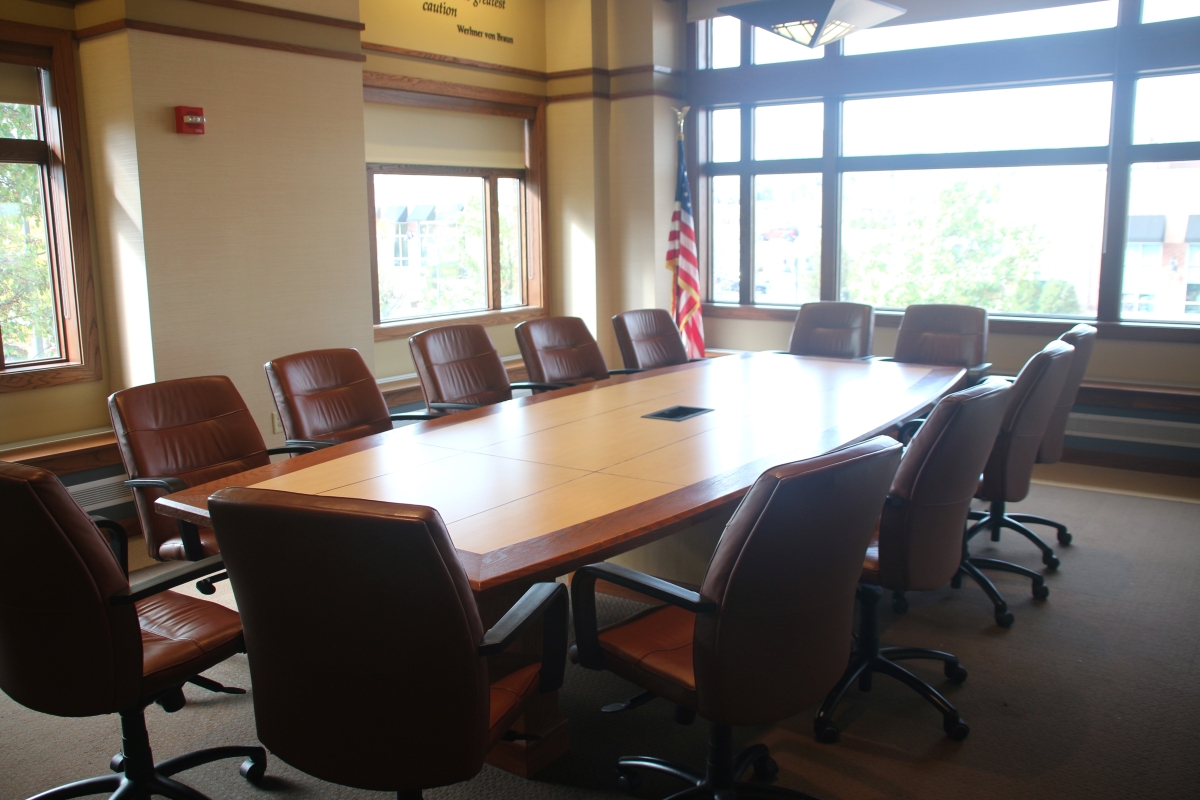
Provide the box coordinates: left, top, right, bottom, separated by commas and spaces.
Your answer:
716, 0, 907, 48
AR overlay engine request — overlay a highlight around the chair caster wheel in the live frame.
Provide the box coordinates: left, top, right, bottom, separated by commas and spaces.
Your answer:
239, 755, 267, 785
892, 594, 909, 614
156, 687, 186, 713
950, 574, 962, 589
109, 754, 125, 773
995, 610, 1015, 628
196, 579, 216, 596
944, 663, 968, 684
1043, 554, 1060, 570
1033, 583, 1050, 600
1058, 531, 1073, 546
814, 722, 840, 744
943, 717, 970, 741
751, 756, 779, 783
616, 769, 641, 794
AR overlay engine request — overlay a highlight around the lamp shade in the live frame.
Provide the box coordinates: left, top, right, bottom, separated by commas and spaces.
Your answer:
717, 0, 906, 47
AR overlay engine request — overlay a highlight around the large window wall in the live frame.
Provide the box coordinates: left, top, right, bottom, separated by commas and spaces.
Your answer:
690, 0, 1200, 332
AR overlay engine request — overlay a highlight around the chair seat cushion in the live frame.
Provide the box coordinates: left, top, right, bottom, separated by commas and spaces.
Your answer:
157, 529, 219, 562
488, 663, 541, 746
597, 604, 698, 710
137, 590, 244, 695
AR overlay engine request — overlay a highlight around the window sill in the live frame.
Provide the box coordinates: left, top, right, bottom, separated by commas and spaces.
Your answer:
0, 360, 103, 394
701, 304, 1200, 344
374, 306, 547, 342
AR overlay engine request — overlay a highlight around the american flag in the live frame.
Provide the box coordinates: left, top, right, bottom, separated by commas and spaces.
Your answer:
666, 129, 705, 358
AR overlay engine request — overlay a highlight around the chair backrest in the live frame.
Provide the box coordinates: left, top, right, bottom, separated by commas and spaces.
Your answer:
893, 304, 988, 367
0, 462, 141, 718
979, 340, 1075, 503
1038, 324, 1097, 464
515, 316, 610, 384
694, 437, 903, 727
409, 324, 513, 407
787, 302, 874, 359
265, 348, 393, 444
208, 488, 490, 794
109, 376, 270, 560
612, 309, 689, 370
878, 378, 1013, 592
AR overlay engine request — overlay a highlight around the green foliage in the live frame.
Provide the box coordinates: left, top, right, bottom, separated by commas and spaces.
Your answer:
1, 103, 59, 363
842, 180, 1082, 315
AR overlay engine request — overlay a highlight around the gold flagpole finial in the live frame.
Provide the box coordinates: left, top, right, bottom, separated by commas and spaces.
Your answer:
673, 106, 691, 140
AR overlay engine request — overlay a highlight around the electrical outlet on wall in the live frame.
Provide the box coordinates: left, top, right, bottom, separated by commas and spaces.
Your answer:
270, 412, 283, 435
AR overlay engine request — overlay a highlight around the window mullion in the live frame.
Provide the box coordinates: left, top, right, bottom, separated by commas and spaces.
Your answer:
739, 104, 753, 305
486, 174, 502, 311
820, 97, 841, 302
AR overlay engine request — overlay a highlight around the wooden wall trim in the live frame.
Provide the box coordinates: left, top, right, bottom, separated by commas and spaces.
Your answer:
362, 70, 542, 106
546, 90, 685, 103
362, 41, 547, 79
361, 41, 683, 83
182, 0, 365, 30
1060, 448, 1200, 478
75, 19, 367, 62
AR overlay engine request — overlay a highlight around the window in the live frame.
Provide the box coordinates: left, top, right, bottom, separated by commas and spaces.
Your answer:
368, 166, 528, 324
1142, 0, 1200, 22
692, 5, 1200, 331
753, 27, 823, 63
0, 27, 97, 388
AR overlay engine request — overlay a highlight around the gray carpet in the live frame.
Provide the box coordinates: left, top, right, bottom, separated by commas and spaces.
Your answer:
3, 483, 1199, 800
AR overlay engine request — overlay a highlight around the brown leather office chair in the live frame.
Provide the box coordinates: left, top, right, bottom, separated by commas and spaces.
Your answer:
110, 376, 316, 597
408, 324, 566, 413
207, 488, 569, 799
787, 302, 874, 359
612, 308, 694, 370
1005, 324, 1097, 547
813, 379, 1013, 744
572, 437, 903, 800
0, 461, 266, 800
515, 316, 640, 385
265, 348, 440, 446
891, 304, 991, 381
960, 339, 1075, 627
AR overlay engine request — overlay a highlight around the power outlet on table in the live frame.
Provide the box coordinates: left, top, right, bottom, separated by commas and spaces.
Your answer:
270, 412, 283, 435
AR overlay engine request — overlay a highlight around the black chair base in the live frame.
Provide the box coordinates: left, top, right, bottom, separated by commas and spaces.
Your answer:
814, 585, 968, 743
29, 705, 265, 800
968, 501, 1064, 569
951, 558, 1048, 628
616, 724, 819, 800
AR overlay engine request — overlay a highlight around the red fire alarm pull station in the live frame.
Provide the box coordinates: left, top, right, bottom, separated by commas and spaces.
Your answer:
175, 106, 205, 135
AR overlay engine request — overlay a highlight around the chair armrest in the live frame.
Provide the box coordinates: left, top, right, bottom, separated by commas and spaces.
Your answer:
427, 402, 480, 411
110, 555, 226, 605
125, 476, 188, 493
570, 563, 717, 671
92, 516, 129, 576
478, 582, 569, 693
510, 381, 571, 392
124, 477, 206, 560
267, 445, 317, 456
965, 362, 993, 381
898, 417, 926, 445
390, 411, 445, 421
609, 368, 643, 375
284, 439, 336, 450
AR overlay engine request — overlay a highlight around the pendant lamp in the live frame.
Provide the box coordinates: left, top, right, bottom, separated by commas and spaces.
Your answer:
717, 0, 906, 47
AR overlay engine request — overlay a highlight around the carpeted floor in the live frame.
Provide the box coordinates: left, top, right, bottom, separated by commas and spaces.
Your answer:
3, 482, 1199, 800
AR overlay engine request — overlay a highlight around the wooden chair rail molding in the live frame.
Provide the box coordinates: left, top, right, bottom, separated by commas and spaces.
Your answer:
703, 303, 1200, 344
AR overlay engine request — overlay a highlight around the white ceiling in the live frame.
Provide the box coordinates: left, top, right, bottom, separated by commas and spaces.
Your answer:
687, 0, 1105, 25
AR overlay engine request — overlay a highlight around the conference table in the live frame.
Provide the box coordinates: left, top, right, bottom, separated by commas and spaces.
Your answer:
156, 351, 964, 775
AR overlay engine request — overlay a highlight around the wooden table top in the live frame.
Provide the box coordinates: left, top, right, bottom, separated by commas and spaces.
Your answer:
157, 353, 964, 594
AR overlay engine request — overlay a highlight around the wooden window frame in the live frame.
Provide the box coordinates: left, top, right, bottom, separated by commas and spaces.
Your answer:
688, 2, 1200, 344
362, 73, 548, 342
0, 21, 101, 391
